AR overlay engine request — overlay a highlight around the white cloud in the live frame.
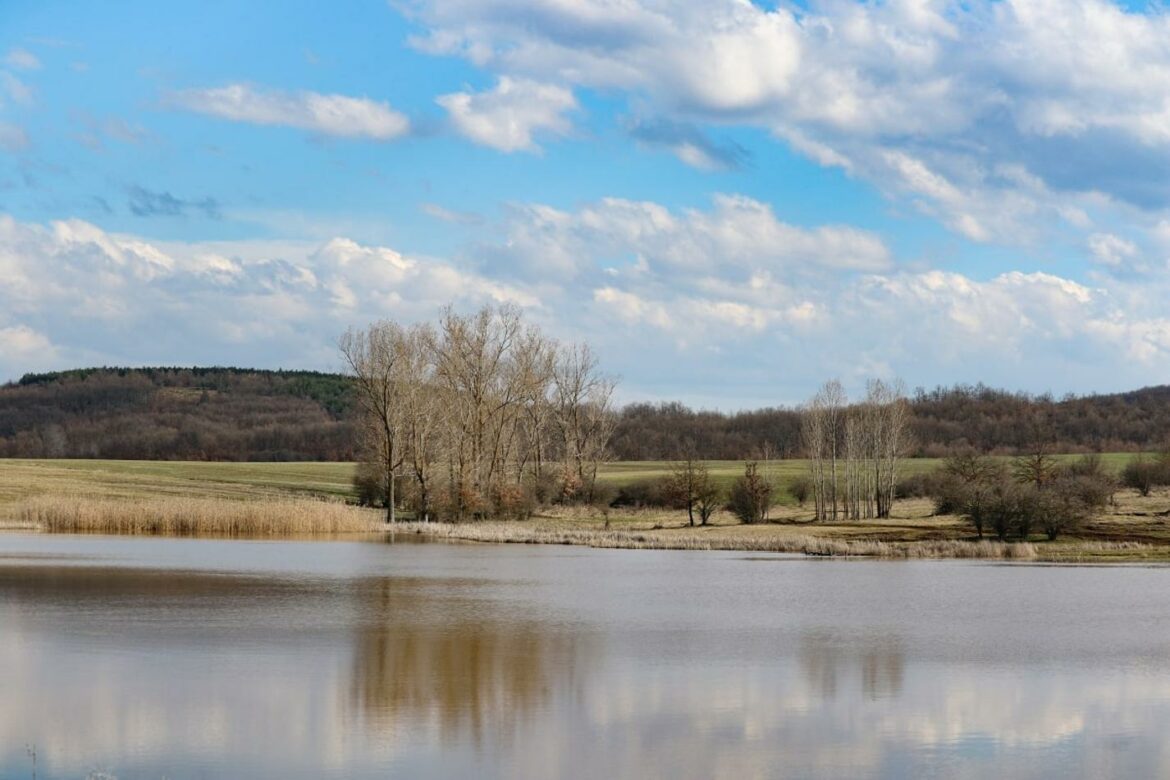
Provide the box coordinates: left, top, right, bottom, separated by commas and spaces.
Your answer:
6, 195, 1170, 403
0, 324, 57, 369
407, 0, 1170, 248
0, 214, 534, 381
171, 83, 410, 140
491, 194, 891, 279
1088, 232, 1139, 268
4, 48, 40, 71
437, 77, 576, 152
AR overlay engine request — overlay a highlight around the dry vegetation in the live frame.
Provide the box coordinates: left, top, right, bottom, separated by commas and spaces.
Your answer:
2, 457, 1170, 559
14, 495, 380, 537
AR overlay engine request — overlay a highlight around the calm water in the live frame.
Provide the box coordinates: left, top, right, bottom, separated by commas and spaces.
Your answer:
2, 535, 1170, 779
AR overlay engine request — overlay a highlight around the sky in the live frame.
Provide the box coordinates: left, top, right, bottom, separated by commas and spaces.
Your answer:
3, 0, 1170, 408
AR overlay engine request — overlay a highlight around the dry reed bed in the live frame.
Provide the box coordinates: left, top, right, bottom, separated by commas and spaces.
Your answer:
390, 522, 1050, 559
13, 495, 379, 537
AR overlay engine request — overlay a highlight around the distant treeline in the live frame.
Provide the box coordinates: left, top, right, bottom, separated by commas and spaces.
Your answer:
616, 385, 1170, 459
2, 368, 1170, 461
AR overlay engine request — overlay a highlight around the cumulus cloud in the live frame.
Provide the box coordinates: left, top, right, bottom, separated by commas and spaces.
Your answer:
0, 214, 534, 381
171, 83, 410, 140
437, 77, 576, 152
5, 194, 1170, 404
488, 193, 891, 279
406, 0, 1170, 247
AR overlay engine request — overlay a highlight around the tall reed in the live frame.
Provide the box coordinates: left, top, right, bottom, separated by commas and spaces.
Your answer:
16, 495, 378, 537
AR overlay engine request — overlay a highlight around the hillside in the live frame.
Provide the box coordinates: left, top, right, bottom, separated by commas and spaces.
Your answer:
0, 367, 356, 461
2, 368, 1169, 461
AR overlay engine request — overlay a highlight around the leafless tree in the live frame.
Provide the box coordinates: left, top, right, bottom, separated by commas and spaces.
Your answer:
340, 321, 409, 523
342, 304, 616, 522
802, 378, 910, 522
552, 342, 617, 502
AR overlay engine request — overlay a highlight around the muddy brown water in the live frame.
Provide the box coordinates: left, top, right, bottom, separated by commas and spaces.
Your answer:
2, 533, 1170, 779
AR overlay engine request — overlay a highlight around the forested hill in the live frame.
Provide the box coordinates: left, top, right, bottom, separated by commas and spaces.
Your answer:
613, 385, 1170, 459
2, 368, 1170, 461
0, 367, 357, 461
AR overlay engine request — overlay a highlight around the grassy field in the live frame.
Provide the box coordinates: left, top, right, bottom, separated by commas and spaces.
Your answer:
1, 455, 1167, 560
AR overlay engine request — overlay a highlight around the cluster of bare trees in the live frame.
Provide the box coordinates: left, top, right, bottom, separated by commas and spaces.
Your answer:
801, 379, 911, 521
340, 304, 617, 522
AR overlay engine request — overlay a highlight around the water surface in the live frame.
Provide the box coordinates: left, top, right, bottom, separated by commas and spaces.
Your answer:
2, 533, 1169, 779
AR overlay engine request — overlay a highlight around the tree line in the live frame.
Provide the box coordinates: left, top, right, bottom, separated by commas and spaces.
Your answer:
6, 369, 1170, 463
340, 305, 616, 522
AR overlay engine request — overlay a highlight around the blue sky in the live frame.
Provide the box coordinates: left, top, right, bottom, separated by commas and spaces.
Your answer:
3, 0, 1170, 407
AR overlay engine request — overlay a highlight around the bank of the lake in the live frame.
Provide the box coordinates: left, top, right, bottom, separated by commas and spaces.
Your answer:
4, 457, 1170, 561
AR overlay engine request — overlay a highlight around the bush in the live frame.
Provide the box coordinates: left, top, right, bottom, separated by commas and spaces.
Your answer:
612, 477, 672, 508
895, 470, 947, 500
353, 462, 386, 507
727, 462, 772, 525
490, 481, 537, 520
1121, 456, 1167, 497
787, 476, 812, 507
930, 473, 972, 516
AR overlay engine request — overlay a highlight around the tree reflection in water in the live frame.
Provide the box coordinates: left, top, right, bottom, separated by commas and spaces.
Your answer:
799, 632, 904, 701
346, 576, 589, 746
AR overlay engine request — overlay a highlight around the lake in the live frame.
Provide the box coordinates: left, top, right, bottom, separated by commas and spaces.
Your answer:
1, 533, 1169, 779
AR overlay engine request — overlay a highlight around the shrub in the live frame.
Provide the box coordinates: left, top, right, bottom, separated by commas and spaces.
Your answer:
788, 476, 812, 507
727, 462, 772, 525
1121, 456, 1166, 497
353, 462, 386, 507
490, 481, 537, 520
613, 477, 672, 508
930, 473, 972, 516
895, 470, 947, 500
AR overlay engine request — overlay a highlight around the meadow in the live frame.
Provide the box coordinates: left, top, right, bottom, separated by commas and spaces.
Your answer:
1, 455, 1167, 560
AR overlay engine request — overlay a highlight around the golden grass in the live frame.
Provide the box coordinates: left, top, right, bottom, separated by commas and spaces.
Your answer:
15, 495, 381, 537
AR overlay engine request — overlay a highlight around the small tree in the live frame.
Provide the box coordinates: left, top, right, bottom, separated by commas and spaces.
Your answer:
728, 462, 772, 525
695, 473, 722, 526
666, 456, 705, 527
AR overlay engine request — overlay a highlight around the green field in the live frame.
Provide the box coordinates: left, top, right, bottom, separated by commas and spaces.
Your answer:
0, 453, 1137, 510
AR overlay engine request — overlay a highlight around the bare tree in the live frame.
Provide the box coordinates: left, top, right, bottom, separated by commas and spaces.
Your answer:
802, 378, 910, 522
803, 380, 846, 521
399, 324, 442, 522
667, 451, 704, 527
553, 343, 617, 502
340, 321, 408, 523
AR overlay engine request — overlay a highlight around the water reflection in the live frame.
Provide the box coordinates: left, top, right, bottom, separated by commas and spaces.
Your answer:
1, 537, 1170, 779
347, 576, 587, 746
799, 632, 904, 700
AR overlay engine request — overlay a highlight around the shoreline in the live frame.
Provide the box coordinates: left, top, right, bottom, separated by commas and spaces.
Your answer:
3, 518, 1165, 562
